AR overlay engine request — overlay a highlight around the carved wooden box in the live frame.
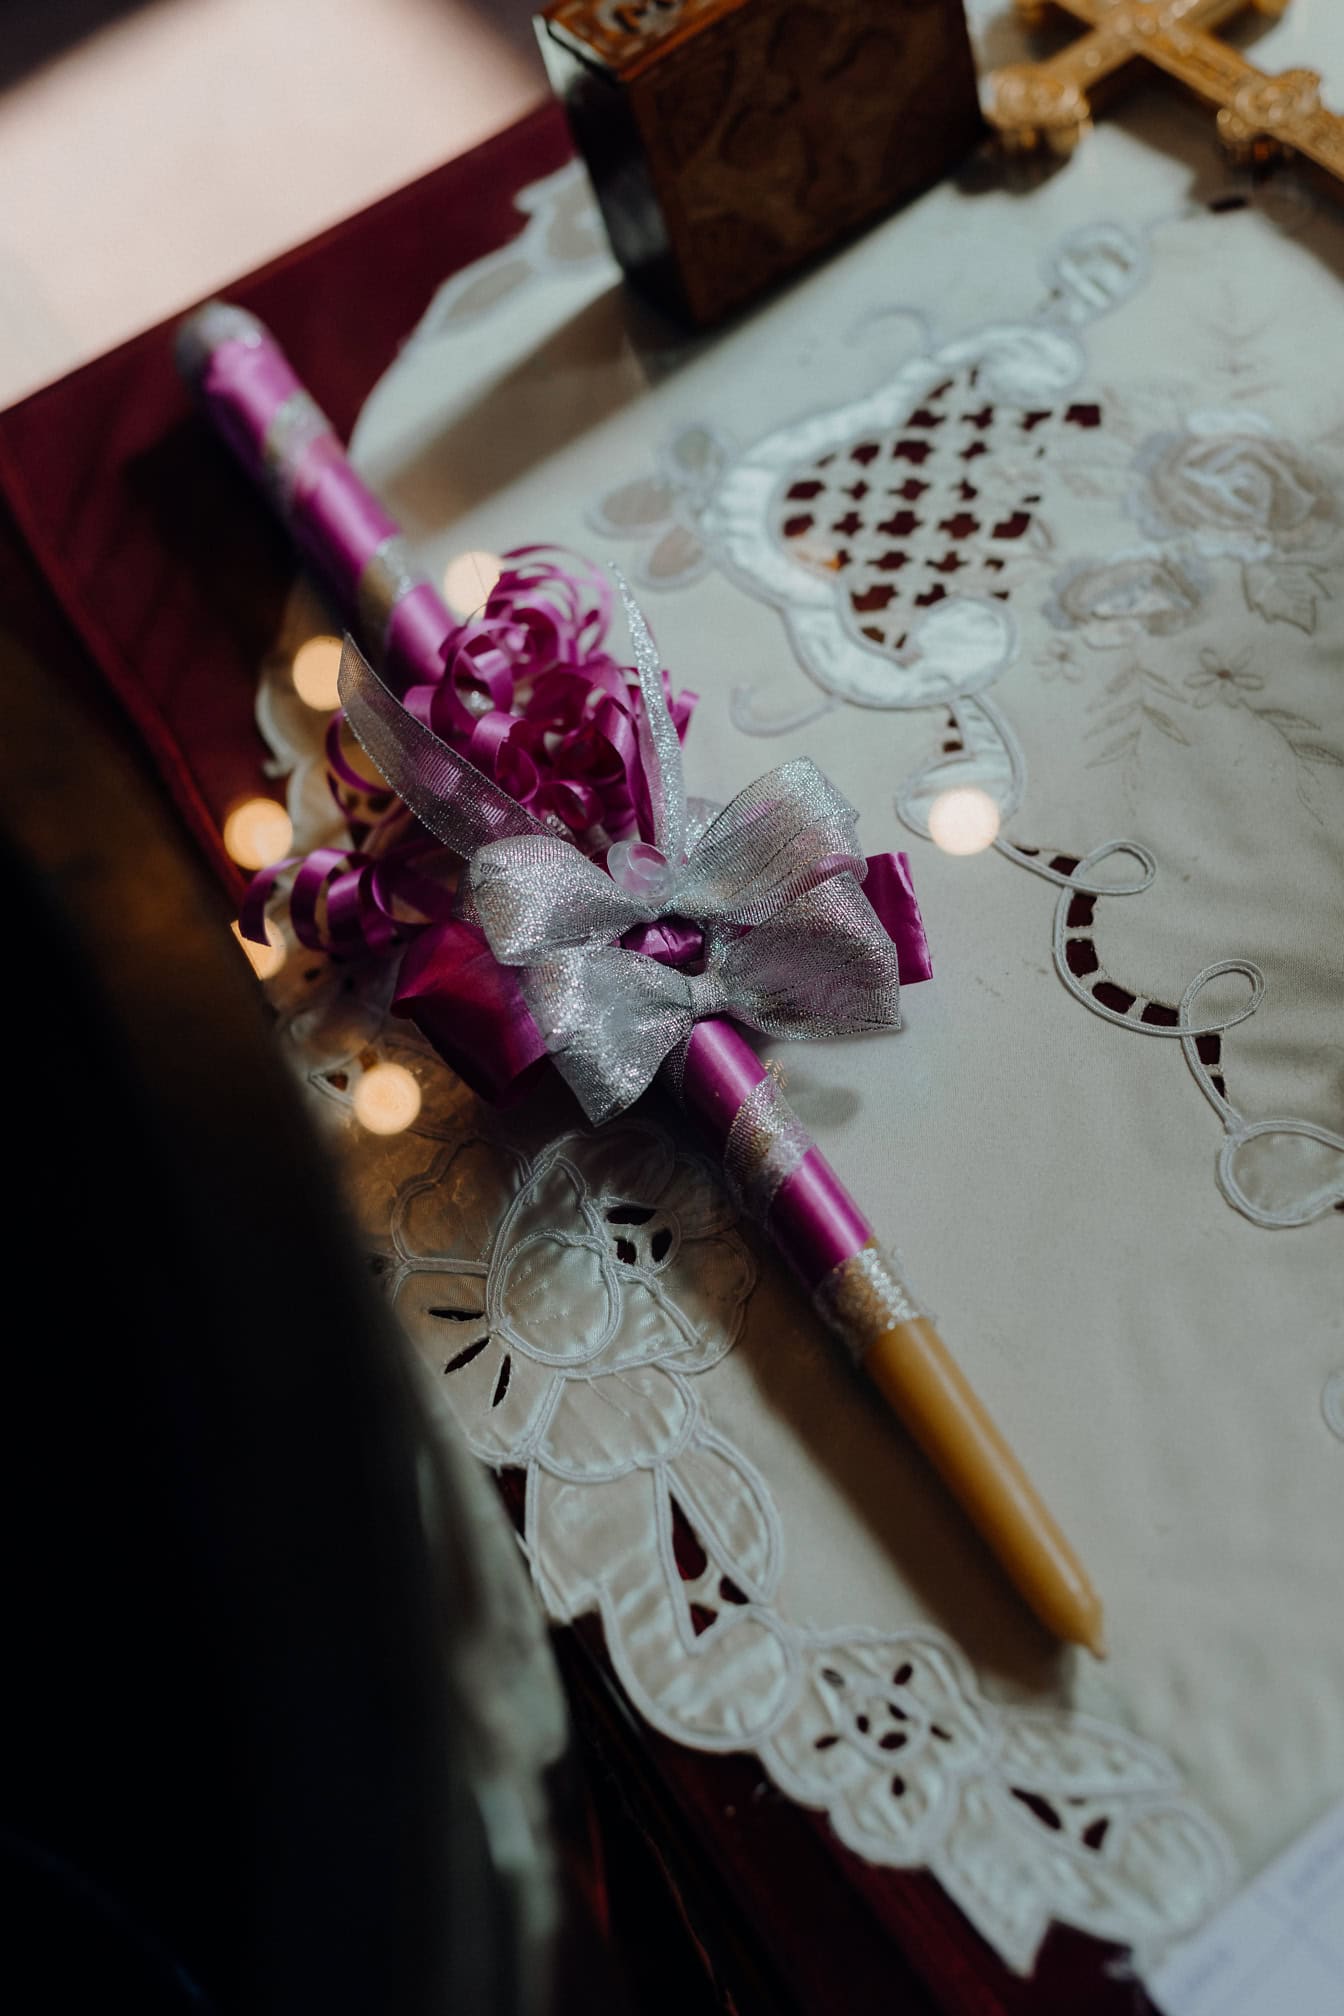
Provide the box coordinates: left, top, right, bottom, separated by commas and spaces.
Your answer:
536, 0, 984, 326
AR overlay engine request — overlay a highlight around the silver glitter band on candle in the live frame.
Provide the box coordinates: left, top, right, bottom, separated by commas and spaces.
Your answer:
260, 389, 335, 518
813, 1243, 922, 1366
174, 299, 265, 384
722, 1071, 812, 1225
357, 535, 427, 665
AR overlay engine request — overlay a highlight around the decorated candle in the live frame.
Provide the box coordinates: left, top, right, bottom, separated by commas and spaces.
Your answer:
179, 301, 1104, 1657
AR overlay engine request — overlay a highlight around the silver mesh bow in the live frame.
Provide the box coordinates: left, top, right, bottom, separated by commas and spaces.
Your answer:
338, 583, 900, 1123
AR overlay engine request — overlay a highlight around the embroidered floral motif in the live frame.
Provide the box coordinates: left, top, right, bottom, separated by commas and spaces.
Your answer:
1132, 415, 1339, 561
1038, 634, 1084, 682
1180, 649, 1342, 820
378, 1122, 1235, 1971
411, 162, 611, 338
392, 1129, 753, 1475
587, 425, 732, 590
679, 259, 1340, 1230
764, 1635, 1232, 1974
1322, 1370, 1344, 1441
1130, 412, 1342, 636
1085, 659, 1191, 776
1045, 548, 1208, 649
1183, 647, 1264, 707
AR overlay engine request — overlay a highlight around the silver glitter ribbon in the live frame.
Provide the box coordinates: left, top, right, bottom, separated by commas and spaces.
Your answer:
813, 1244, 924, 1366
357, 535, 424, 664
260, 389, 334, 519
338, 581, 901, 1125
722, 1071, 813, 1224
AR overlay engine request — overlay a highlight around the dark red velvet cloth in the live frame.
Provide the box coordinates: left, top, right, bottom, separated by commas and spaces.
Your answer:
0, 107, 576, 906
0, 104, 1154, 2016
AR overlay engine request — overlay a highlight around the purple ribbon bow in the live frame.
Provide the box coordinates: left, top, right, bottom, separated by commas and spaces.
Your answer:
334, 580, 932, 1120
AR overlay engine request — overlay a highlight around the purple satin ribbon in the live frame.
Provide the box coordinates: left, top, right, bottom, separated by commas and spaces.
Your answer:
863, 850, 933, 986
395, 920, 549, 1105
770, 1155, 873, 1287
673, 1021, 875, 1290
200, 335, 305, 477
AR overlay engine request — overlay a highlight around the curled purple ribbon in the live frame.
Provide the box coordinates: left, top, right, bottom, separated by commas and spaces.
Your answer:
408, 547, 694, 841
244, 548, 696, 955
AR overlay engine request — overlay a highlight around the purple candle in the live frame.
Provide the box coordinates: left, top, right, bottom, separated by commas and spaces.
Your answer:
180, 303, 1104, 1655
177, 302, 451, 698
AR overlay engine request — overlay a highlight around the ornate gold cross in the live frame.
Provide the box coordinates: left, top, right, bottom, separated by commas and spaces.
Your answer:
986, 0, 1344, 189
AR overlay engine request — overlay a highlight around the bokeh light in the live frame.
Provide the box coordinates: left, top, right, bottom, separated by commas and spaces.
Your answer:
353, 1061, 422, 1135
442, 548, 502, 619
927, 785, 1001, 857
291, 634, 344, 710
223, 797, 293, 870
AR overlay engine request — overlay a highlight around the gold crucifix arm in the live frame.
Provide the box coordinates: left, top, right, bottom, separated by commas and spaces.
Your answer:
985, 0, 1344, 188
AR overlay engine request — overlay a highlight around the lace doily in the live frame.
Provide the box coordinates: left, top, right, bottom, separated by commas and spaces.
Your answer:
255, 921, 1233, 1974
249, 7, 1344, 1977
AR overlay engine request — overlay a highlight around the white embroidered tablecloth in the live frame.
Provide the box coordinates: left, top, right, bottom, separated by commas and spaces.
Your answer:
255, 1, 1343, 1984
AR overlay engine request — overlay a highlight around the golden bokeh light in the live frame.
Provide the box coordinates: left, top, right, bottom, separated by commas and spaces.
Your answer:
442, 548, 502, 619
927, 785, 1002, 857
223, 797, 293, 870
230, 917, 286, 980
353, 1061, 422, 1136
334, 716, 385, 789
291, 634, 344, 710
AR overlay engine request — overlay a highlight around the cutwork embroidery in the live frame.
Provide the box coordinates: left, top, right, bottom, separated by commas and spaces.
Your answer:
587, 424, 733, 591
1322, 1371, 1344, 1442
763, 364, 1083, 654
409, 161, 612, 339
245, 902, 1238, 1975
245, 165, 1344, 1980
389, 1119, 1234, 1973
627, 216, 1342, 1233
